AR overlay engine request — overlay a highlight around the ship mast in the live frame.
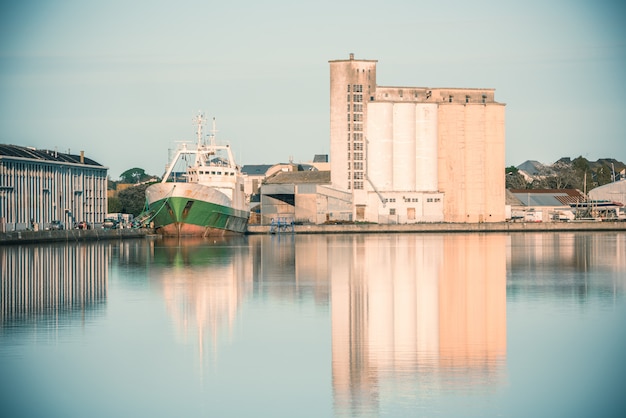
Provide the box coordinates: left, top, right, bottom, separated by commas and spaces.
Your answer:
195, 112, 206, 147
194, 112, 206, 167
209, 117, 217, 148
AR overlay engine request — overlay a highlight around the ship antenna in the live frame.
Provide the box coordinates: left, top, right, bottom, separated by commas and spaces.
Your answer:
210, 117, 217, 147
195, 112, 206, 147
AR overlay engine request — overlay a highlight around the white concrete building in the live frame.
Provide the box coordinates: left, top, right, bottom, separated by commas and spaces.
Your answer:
329, 54, 506, 223
589, 179, 626, 206
0, 144, 108, 231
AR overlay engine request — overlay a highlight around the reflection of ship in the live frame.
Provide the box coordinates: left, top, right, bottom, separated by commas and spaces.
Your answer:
145, 113, 249, 237
149, 237, 252, 367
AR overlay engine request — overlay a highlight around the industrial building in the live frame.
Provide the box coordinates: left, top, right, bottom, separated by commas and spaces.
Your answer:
589, 179, 626, 206
0, 144, 108, 231
329, 54, 506, 223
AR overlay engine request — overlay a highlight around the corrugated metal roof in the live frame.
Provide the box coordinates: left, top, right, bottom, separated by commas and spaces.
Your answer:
509, 189, 585, 206
241, 164, 273, 175
0, 144, 103, 166
264, 170, 331, 185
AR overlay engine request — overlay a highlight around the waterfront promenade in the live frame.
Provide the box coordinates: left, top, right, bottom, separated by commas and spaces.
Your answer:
2, 221, 625, 245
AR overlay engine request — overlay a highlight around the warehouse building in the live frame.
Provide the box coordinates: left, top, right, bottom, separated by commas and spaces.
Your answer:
0, 144, 107, 231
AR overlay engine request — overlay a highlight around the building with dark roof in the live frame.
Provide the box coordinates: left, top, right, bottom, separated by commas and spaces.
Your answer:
260, 170, 352, 224
0, 144, 108, 231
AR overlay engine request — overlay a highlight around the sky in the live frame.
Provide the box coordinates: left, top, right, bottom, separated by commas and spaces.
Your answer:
1, 0, 625, 179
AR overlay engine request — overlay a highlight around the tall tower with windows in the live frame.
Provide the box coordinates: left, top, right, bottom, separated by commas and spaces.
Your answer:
329, 54, 377, 194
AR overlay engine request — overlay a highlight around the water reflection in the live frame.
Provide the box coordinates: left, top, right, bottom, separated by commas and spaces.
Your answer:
0, 243, 109, 329
1, 232, 625, 417
146, 237, 253, 367
328, 234, 507, 416
508, 232, 626, 301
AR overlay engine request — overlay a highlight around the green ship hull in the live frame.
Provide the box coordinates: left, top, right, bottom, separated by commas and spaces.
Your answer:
146, 179, 250, 237
149, 196, 249, 236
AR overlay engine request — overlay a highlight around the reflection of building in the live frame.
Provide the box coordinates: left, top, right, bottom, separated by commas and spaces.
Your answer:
330, 234, 507, 416
508, 232, 626, 296
0, 144, 108, 231
0, 243, 109, 325
329, 54, 506, 224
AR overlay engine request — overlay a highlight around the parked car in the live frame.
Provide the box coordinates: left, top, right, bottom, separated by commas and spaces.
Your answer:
47, 220, 64, 230
103, 218, 119, 229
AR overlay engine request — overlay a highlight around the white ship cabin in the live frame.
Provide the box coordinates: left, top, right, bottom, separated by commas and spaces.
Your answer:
187, 155, 238, 186
163, 141, 243, 200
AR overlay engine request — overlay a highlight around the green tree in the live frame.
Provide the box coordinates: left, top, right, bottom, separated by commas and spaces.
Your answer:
505, 167, 527, 189
572, 156, 592, 192
119, 167, 147, 184
118, 184, 151, 216
107, 196, 123, 213
545, 161, 581, 189
595, 164, 612, 187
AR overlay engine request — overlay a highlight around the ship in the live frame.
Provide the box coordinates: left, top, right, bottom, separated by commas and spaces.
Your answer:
144, 113, 249, 236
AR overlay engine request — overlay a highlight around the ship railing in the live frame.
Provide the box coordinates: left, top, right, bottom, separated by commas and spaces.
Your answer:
269, 217, 294, 234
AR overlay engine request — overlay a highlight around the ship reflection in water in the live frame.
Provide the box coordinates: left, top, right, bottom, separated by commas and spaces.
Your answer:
146, 237, 253, 368
327, 234, 507, 416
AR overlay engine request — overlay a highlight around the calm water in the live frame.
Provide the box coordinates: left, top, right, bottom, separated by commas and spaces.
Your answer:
1, 232, 625, 417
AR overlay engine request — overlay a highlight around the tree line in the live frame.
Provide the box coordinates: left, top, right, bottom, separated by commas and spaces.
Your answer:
506, 156, 623, 191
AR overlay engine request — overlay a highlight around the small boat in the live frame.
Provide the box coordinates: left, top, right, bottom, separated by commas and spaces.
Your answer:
145, 113, 249, 236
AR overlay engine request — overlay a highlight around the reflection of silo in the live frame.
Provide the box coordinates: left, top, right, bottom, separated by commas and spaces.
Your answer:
415, 235, 442, 363
415, 103, 438, 191
393, 236, 417, 364
366, 102, 393, 191
393, 103, 416, 191
366, 235, 394, 367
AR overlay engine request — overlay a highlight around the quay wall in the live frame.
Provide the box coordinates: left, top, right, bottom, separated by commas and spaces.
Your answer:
0, 228, 156, 245
246, 222, 626, 235
2, 222, 625, 245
